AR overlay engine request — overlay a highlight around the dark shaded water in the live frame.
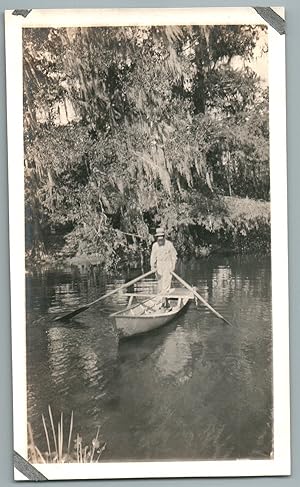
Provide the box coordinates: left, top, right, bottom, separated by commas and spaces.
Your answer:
26, 256, 273, 461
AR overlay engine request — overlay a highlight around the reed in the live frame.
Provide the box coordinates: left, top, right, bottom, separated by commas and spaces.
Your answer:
28, 406, 106, 463
67, 410, 74, 455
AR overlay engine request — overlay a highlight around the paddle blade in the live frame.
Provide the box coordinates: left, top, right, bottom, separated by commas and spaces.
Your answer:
222, 317, 233, 327
54, 305, 90, 322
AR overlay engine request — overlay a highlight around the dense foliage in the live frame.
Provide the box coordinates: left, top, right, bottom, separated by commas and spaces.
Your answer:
23, 25, 270, 268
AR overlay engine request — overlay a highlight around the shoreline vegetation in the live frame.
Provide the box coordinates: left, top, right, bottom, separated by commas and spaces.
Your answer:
26, 196, 270, 271
28, 406, 106, 464
24, 26, 270, 271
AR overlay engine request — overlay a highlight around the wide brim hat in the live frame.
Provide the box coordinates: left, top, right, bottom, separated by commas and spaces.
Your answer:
155, 227, 165, 237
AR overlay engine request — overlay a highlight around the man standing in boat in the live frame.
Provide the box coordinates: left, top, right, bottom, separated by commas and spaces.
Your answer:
150, 227, 177, 295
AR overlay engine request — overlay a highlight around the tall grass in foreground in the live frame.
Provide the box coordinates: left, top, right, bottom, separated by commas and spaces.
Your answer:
28, 406, 106, 463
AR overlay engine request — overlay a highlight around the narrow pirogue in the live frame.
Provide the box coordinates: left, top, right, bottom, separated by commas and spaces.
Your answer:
55, 269, 231, 328
110, 288, 194, 338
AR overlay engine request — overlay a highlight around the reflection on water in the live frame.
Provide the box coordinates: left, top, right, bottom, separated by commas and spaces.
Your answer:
154, 326, 193, 384
26, 256, 273, 461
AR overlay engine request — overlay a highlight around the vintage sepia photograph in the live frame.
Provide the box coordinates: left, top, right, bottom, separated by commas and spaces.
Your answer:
5, 7, 289, 480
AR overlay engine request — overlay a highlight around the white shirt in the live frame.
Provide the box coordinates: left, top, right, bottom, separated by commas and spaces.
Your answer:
150, 239, 177, 275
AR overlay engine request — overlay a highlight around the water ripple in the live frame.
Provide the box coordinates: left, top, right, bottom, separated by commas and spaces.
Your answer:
26, 256, 273, 461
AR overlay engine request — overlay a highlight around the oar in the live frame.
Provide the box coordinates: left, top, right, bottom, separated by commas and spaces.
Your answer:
54, 270, 155, 322
171, 271, 233, 326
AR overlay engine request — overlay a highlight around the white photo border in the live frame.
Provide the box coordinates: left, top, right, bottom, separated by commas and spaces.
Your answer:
5, 6, 290, 480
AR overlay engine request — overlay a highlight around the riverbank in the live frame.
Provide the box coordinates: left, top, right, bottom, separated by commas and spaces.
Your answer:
25, 196, 270, 271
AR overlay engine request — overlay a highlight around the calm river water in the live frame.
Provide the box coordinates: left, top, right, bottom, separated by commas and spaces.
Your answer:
26, 255, 273, 461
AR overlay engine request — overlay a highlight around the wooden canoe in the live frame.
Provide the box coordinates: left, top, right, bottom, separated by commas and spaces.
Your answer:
110, 288, 193, 338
